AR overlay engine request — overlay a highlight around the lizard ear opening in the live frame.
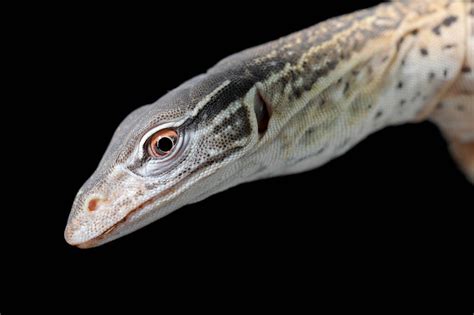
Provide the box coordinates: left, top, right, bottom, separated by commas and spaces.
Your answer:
254, 88, 271, 135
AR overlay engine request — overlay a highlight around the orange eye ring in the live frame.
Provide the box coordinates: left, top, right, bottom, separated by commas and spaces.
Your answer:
148, 128, 179, 157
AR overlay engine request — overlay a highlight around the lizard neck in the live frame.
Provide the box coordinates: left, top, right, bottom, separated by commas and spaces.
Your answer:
243, 0, 468, 178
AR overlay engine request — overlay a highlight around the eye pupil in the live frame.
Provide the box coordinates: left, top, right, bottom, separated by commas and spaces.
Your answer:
148, 128, 179, 157
157, 137, 174, 152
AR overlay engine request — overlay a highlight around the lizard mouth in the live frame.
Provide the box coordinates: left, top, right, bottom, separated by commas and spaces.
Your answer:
66, 141, 249, 249
70, 180, 183, 248
73, 196, 159, 249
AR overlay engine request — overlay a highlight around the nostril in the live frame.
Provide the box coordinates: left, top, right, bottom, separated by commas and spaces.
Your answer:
87, 198, 101, 212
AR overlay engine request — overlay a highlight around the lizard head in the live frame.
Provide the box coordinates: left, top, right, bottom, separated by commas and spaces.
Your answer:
65, 69, 273, 248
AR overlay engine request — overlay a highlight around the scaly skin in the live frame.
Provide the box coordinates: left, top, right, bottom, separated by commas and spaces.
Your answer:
65, 0, 473, 248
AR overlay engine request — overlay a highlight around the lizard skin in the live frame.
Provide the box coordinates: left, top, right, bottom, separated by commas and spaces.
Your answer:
65, 0, 473, 248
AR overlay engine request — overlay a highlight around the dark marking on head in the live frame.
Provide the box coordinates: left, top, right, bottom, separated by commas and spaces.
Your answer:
367, 104, 373, 109
375, 111, 383, 119
399, 99, 406, 107
211, 106, 252, 141
420, 48, 428, 56
381, 56, 389, 63
411, 29, 419, 36
443, 69, 448, 78
401, 58, 406, 67
397, 81, 404, 89
293, 86, 303, 99
432, 15, 458, 36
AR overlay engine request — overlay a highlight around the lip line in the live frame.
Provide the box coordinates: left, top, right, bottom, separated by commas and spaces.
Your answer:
75, 192, 165, 249
75, 147, 247, 248
76, 170, 206, 248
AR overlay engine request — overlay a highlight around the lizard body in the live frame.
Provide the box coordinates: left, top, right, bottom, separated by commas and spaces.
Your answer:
65, 0, 473, 248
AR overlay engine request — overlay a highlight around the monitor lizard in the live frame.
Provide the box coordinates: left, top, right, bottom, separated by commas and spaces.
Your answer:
65, 0, 473, 248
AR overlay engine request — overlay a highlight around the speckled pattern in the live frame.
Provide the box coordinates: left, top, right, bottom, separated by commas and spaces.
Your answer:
431, 0, 474, 181
65, 0, 473, 248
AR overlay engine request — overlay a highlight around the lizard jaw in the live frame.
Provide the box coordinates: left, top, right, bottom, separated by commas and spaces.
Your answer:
66, 198, 156, 248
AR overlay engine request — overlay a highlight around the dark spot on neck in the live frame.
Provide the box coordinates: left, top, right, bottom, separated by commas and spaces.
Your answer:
411, 91, 422, 102
428, 72, 436, 82
396, 37, 405, 51
420, 48, 428, 56
411, 29, 419, 36
343, 82, 350, 94
442, 15, 458, 26
397, 81, 404, 89
375, 111, 383, 119
367, 65, 374, 76
443, 69, 448, 77
432, 15, 458, 35
461, 66, 472, 73
443, 44, 456, 50
400, 99, 406, 107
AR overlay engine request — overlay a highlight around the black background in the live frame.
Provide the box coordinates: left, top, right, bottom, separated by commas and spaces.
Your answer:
4, 0, 472, 309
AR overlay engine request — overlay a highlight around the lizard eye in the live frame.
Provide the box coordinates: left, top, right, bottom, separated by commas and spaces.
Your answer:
148, 129, 179, 157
